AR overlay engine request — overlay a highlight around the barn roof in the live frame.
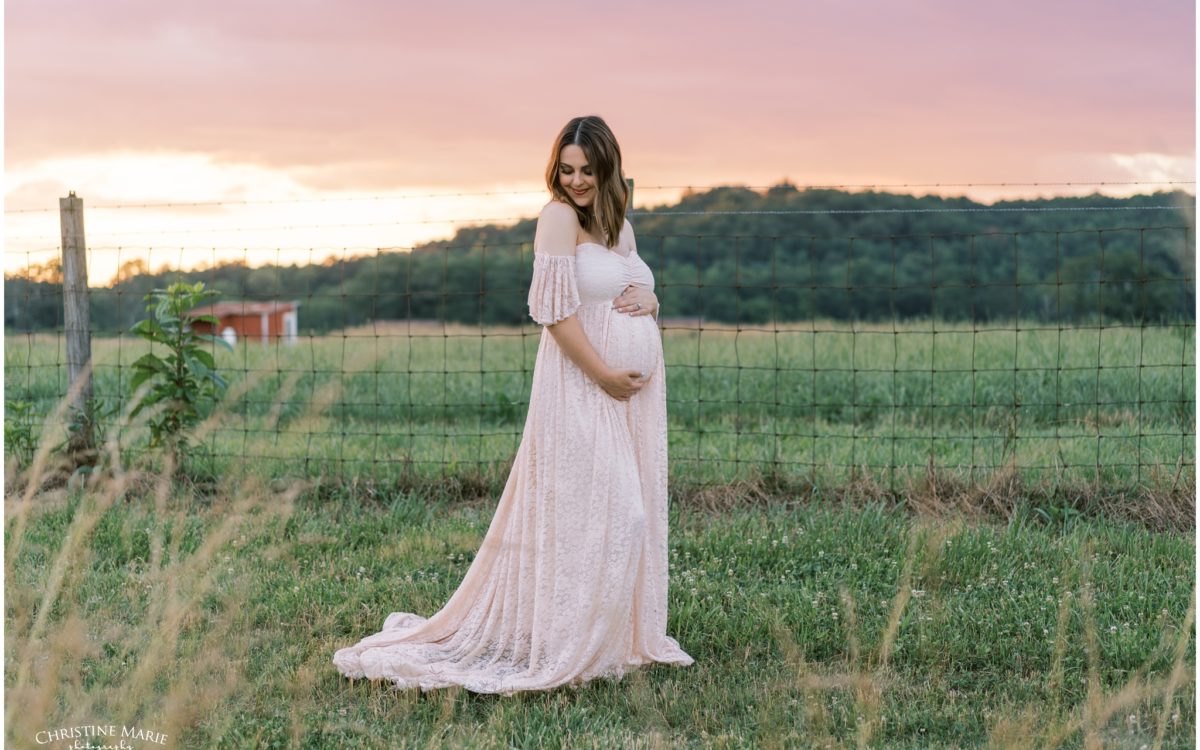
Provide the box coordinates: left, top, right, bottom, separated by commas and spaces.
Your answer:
188, 300, 300, 316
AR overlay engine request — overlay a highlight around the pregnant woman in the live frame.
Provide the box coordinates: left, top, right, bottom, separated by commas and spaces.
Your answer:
332, 115, 694, 695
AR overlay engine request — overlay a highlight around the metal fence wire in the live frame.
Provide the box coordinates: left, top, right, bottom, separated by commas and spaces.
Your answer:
3, 194, 1195, 500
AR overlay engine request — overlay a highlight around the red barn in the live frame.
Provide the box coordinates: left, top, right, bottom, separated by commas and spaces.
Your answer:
187, 300, 300, 345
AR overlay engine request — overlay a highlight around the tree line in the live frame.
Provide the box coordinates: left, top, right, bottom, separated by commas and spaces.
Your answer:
6, 185, 1194, 334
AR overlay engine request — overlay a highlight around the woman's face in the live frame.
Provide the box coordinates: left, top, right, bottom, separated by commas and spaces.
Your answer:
558, 144, 596, 208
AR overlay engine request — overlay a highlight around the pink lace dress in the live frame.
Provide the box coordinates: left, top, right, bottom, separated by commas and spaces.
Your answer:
332, 208, 694, 695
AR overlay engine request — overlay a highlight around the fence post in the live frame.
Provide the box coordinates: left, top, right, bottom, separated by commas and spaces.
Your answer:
626, 177, 634, 212
60, 191, 95, 456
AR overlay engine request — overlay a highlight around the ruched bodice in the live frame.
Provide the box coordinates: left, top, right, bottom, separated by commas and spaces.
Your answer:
574, 242, 655, 304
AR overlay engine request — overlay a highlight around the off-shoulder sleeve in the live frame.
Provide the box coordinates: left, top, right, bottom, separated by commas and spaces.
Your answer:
527, 253, 581, 326
527, 201, 582, 325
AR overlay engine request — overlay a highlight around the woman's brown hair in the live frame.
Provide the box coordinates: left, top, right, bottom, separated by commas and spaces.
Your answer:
544, 115, 629, 250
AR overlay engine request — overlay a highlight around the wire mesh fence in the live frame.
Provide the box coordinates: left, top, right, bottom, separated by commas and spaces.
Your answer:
3, 188, 1196, 505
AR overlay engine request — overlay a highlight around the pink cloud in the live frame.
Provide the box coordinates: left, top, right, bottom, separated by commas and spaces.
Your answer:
5, 0, 1193, 193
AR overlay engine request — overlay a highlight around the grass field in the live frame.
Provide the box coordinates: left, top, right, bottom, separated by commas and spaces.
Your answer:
4, 317, 1195, 747
3, 462, 1194, 748
4, 319, 1194, 502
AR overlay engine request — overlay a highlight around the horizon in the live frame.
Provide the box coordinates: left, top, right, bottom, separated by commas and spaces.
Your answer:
6, 182, 1194, 288
4, 0, 1194, 287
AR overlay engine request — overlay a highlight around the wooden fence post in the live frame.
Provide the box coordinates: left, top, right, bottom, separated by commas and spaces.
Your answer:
626, 177, 634, 212
60, 191, 95, 456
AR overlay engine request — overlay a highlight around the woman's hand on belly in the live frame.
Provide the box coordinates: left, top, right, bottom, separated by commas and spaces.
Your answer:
613, 285, 658, 319
596, 366, 650, 402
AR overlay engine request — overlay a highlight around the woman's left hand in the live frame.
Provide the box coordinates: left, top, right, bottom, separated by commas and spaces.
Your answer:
613, 286, 658, 317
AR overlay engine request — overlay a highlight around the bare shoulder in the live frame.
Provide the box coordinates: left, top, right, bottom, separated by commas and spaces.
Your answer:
534, 199, 579, 256
540, 199, 577, 222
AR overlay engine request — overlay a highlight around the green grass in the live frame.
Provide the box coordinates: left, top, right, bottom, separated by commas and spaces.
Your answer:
3, 317, 1195, 744
3, 467, 1194, 748
4, 318, 1194, 497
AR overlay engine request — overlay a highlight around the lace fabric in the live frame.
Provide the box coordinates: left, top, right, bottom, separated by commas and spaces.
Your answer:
332, 218, 693, 696
527, 253, 582, 326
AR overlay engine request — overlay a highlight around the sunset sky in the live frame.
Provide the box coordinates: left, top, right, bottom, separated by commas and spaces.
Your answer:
4, 0, 1195, 285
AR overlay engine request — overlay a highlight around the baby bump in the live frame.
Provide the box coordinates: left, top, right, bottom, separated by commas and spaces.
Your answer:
600, 309, 662, 380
